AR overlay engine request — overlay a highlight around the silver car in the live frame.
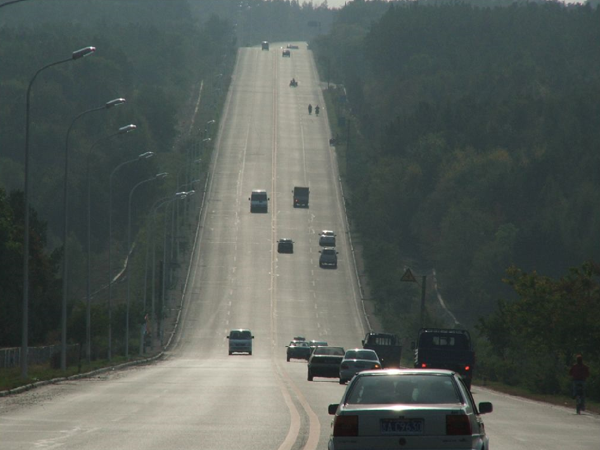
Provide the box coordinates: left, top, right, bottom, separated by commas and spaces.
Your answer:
339, 349, 382, 384
328, 369, 493, 450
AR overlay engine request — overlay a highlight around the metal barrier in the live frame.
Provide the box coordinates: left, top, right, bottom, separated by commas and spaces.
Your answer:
0, 345, 79, 369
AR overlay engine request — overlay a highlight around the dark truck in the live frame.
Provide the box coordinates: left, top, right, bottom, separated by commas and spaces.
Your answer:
412, 328, 475, 388
292, 186, 309, 207
362, 332, 402, 368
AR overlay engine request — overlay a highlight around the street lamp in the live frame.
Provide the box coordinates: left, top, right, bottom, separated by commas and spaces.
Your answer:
151, 192, 186, 345
60, 96, 123, 371
125, 172, 168, 357
21, 46, 95, 379
108, 149, 151, 360
84, 122, 134, 363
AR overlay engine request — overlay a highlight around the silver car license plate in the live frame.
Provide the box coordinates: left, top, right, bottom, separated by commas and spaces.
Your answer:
380, 418, 424, 435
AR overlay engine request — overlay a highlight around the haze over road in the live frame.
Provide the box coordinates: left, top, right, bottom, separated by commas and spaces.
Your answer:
1, 42, 598, 450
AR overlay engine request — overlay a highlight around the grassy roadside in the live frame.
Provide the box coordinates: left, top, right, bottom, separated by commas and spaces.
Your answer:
0, 353, 159, 394
474, 378, 599, 414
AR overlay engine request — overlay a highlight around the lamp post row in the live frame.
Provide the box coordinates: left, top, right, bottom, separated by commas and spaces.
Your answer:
22, 46, 96, 379
21, 44, 195, 376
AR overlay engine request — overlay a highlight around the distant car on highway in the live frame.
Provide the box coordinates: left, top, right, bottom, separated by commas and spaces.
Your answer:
319, 230, 336, 246
319, 248, 338, 268
308, 346, 345, 381
227, 329, 254, 355
282, 49, 291, 57
307, 340, 328, 352
286, 44, 299, 49
327, 369, 493, 450
249, 189, 269, 213
339, 348, 382, 384
277, 238, 294, 253
286, 340, 311, 361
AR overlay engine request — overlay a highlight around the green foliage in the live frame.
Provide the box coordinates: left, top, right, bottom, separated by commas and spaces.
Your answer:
479, 262, 600, 399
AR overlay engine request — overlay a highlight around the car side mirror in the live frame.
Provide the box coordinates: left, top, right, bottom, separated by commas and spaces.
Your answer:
478, 402, 493, 414
248, 198, 250, 201
410, 341, 416, 350
328, 404, 338, 415
252, 336, 255, 339
226, 336, 230, 339
361, 340, 365, 346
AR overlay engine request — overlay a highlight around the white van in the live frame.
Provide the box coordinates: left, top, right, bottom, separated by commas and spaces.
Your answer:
249, 190, 269, 213
227, 329, 254, 355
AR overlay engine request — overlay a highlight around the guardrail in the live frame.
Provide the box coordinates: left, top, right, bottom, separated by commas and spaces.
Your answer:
0, 344, 79, 369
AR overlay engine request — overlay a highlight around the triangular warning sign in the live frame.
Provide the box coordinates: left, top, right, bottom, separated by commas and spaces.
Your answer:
401, 268, 417, 282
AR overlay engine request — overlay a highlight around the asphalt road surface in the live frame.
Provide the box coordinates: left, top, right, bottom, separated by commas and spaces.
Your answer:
1, 43, 599, 450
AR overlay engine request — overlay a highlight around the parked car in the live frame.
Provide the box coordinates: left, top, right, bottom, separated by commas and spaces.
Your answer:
286, 341, 311, 361
327, 369, 493, 450
277, 238, 294, 253
308, 346, 345, 381
319, 248, 338, 268
319, 230, 336, 246
339, 349, 382, 384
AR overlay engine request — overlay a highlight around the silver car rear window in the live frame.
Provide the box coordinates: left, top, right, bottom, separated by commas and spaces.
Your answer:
346, 374, 461, 405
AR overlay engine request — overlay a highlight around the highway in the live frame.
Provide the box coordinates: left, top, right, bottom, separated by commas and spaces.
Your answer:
1, 43, 599, 450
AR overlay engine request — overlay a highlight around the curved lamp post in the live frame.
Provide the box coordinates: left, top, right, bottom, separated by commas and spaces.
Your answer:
125, 172, 168, 357
151, 192, 187, 345
163, 190, 195, 318
108, 149, 152, 360
60, 96, 123, 371
84, 122, 134, 363
21, 46, 95, 379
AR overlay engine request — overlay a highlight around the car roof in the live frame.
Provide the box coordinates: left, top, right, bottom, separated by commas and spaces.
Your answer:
279, 238, 292, 242
320, 230, 334, 234
356, 368, 456, 377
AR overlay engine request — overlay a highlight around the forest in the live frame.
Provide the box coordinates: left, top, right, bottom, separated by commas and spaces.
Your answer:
311, 0, 600, 399
1, 0, 599, 401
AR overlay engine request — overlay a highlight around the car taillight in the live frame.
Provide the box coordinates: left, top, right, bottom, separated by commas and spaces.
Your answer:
465, 365, 470, 371
421, 363, 427, 368
333, 415, 358, 437
446, 414, 472, 435
373, 364, 381, 369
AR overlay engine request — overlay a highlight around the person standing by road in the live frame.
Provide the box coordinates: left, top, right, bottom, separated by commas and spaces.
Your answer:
569, 354, 590, 408
308, 104, 312, 115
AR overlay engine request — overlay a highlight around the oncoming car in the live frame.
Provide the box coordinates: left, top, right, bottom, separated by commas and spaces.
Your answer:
282, 49, 291, 57
339, 349, 382, 384
327, 369, 493, 450
227, 329, 254, 355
